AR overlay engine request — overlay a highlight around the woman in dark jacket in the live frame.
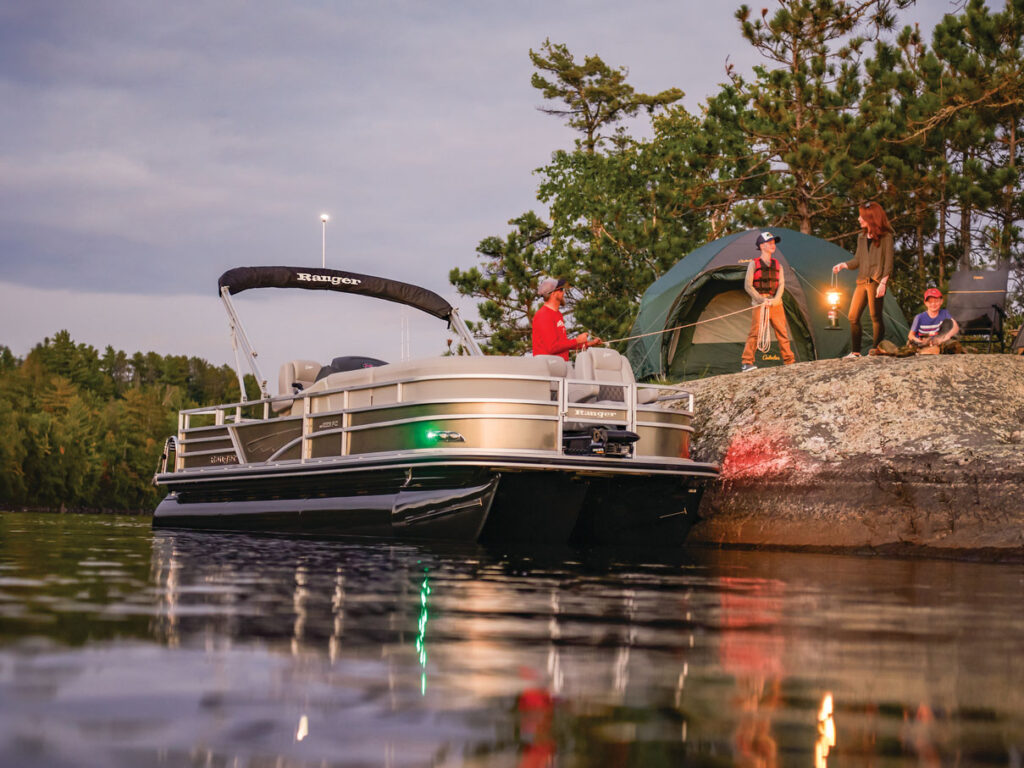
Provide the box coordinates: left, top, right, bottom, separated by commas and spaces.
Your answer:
832, 202, 894, 358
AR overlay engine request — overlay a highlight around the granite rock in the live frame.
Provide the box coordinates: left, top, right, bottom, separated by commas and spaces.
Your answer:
678, 354, 1024, 554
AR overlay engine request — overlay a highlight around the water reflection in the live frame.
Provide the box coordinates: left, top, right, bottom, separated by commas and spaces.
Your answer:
416, 569, 430, 696
718, 575, 785, 766
0, 512, 1023, 766
516, 666, 556, 768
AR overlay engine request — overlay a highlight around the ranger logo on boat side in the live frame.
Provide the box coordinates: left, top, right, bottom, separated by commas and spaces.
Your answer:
295, 272, 362, 286
570, 408, 621, 419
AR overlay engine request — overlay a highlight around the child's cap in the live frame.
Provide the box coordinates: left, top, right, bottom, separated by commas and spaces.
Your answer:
923, 288, 943, 301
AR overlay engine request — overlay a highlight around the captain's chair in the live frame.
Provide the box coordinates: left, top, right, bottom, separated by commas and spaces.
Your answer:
570, 347, 654, 404
273, 359, 322, 413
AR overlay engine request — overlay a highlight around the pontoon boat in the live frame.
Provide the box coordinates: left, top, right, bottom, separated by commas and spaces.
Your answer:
152, 266, 718, 543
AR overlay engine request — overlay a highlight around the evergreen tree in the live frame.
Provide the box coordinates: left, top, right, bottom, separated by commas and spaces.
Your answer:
25, 376, 101, 508
454, 42, 690, 350
730, 0, 913, 235
29, 331, 107, 397
186, 357, 240, 405
0, 345, 18, 373
929, 0, 1024, 271
529, 39, 684, 155
650, 83, 768, 240
449, 212, 559, 355
0, 396, 28, 502
100, 346, 131, 397
860, 23, 949, 305
536, 138, 710, 345
864, 0, 1023, 318
160, 355, 190, 388
0, 332, 252, 511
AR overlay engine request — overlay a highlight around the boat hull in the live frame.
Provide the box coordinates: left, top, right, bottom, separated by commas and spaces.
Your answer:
153, 456, 717, 545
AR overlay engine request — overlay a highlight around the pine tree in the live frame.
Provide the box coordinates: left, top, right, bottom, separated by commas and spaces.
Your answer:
730, 0, 913, 235
650, 83, 767, 241
449, 212, 560, 355
454, 42, 688, 351
529, 39, 683, 155
536, 137, 710, 345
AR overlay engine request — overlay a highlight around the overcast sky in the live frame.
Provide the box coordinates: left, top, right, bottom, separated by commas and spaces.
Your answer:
0, 0, 955, 375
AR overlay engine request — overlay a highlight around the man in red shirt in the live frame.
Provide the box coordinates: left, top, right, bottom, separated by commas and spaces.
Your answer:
531, 277, 601, 360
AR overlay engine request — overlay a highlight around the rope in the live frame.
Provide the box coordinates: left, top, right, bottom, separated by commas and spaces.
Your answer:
602, 303, 757, 346
756, 301, 772, 353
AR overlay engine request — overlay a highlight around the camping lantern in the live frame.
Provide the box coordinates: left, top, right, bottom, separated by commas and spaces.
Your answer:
826, 273, 842, 329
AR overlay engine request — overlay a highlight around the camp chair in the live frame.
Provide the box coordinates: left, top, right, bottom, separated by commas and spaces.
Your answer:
945, 266, 1010, 352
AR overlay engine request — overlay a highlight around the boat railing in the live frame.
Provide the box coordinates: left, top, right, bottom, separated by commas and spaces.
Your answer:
171, 370, 695, 471
152, 436, 177, 483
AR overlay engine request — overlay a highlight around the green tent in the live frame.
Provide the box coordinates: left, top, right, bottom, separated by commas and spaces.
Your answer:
626, 228, 909, 380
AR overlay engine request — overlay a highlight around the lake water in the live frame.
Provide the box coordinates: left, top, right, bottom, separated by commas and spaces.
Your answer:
1, 511, 1022, 767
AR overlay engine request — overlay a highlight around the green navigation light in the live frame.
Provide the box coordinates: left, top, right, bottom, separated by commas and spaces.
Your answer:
425, 429, 465, 444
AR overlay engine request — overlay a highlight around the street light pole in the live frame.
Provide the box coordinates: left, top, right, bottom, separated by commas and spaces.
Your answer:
320, 213, 330, 268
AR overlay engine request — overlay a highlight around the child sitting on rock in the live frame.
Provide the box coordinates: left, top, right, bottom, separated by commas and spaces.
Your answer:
901, 287, 961, 355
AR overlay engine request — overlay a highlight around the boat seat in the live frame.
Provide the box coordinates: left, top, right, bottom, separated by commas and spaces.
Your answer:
314, 355, 389, 382
569, 348, 655, 405
273, 360, 322, 413
532, 354, 570, 378
562, 348, 646, 457
532, 354, 571, 400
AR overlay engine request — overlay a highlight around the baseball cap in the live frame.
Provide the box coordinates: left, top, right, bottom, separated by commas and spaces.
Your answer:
537, 277, 567, 297
754, 231, 781, 248
923, 288, 943, 300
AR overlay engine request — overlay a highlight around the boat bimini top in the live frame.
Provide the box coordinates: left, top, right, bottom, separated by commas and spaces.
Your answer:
217, 266, 482, 401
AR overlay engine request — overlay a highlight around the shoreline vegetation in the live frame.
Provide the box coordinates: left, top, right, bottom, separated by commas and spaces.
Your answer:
0, 332, 255, 514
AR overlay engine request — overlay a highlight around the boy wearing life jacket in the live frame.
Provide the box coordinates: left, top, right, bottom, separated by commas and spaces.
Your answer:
740, 231, 796, 371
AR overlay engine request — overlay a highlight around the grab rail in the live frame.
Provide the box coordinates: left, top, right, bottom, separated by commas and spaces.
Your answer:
172, 370, 695, 469
152, 436, 176, 482
176, 374, 693, 421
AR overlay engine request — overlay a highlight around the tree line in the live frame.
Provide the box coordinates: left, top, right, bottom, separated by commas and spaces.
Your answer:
0, 331, 250, 512
451, 0, 1024, 354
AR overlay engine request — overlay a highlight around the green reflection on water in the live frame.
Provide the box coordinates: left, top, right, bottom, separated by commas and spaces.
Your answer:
0, 511, 154, 646
417, 568, 431, 696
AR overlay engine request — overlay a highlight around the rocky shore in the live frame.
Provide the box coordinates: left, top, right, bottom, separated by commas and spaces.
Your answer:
681, 354, 1024, 557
